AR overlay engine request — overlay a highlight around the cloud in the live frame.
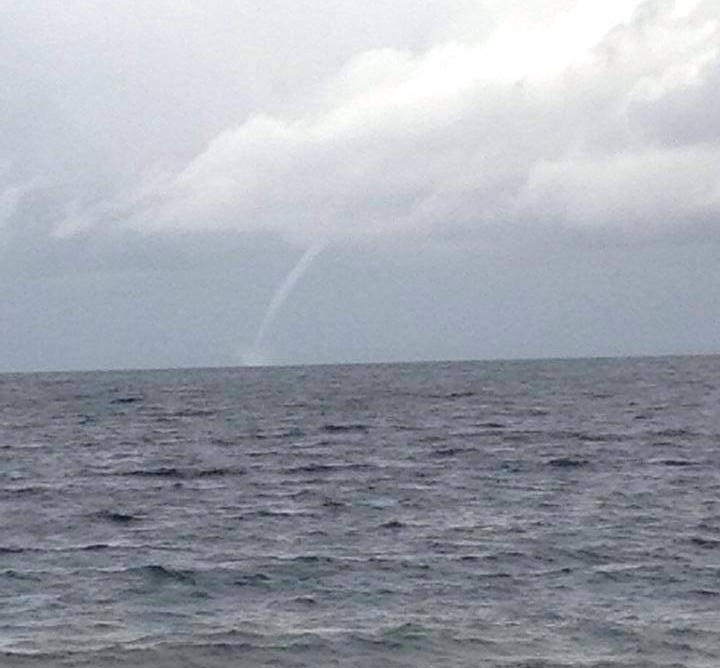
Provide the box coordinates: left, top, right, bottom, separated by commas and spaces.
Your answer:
4, 0, 720, 253
99, 0, 718, 250
515, 147, 720, 235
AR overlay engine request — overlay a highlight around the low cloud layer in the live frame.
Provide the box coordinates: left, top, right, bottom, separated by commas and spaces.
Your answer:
14, 0, 712, 251
2, 0, 718, 253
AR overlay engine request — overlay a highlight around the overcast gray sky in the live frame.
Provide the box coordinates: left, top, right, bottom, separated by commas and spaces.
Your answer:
1, 0, 719, 371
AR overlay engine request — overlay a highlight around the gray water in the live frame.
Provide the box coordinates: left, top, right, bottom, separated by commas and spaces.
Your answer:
1, 356, 720, 667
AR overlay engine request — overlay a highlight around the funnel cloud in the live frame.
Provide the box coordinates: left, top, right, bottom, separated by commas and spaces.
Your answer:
250, 242, 325, 360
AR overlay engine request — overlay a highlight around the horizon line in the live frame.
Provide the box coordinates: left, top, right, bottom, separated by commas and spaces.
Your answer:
2, 349, 718, 376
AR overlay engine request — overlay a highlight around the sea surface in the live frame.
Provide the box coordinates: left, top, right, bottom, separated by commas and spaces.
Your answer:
1, 356, 720, 667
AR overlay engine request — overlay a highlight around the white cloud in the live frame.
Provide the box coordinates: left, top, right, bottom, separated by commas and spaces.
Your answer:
104, 0, 719, 249
515, 147, 720, 233
3, 0, 719, 251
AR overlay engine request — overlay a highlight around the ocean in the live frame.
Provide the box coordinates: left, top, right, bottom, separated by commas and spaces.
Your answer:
1, 356, 719, 667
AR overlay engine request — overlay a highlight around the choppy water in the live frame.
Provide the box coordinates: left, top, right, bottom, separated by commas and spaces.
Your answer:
2, 356, 720, 667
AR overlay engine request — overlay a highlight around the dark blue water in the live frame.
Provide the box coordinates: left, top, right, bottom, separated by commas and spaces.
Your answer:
1, 356, 720, 667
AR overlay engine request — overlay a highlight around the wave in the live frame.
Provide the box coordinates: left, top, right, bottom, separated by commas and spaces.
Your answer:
118, 467, 181, 478
431, 446, 472, 458
242, 509, 318, 519
322, 423, 369, 433
547, 457, 590, 468
0, 546, 25, 554
653, 427, 698, 438
94, 510, 139, 524
0, 568, 43, 581
423, 391, 476, 400
689, 536, 720, 549
133, 564, 198, 585
167, 407, 216, 418
321, 497, 345, 508
81, 543, 111, 551
117, 466, 247, 479
689, 588, 720, 597
653, 459, 700, 467
110, 396, 143, 405
232, 573, 271, 587
0, 627, 342, 667
281, 463, 372, 475
1, 484, 56, 496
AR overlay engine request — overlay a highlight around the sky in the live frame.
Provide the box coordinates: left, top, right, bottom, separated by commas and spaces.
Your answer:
1, 0, 719, 371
